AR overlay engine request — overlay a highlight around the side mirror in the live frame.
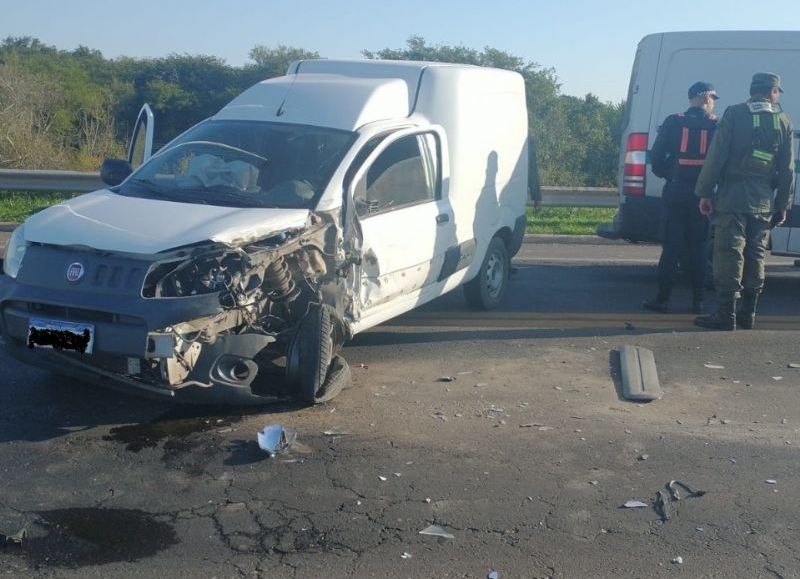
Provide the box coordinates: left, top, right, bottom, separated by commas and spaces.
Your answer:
100, 158, 133, 186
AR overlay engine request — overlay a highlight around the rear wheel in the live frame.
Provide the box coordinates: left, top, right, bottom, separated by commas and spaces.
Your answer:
464, 237, 510, 310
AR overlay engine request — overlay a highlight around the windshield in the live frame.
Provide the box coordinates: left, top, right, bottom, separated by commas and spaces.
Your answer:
117, 120, 355, 209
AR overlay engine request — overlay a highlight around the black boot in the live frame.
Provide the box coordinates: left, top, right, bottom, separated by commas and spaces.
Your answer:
694, 298, 736, 331
737, 290, 760, 330
692, 289, 706, 315
643, 285, 671, 313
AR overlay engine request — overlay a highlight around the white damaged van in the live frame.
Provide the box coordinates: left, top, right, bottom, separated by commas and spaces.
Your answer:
0, 60, 528, 404
598, 31, 800, 252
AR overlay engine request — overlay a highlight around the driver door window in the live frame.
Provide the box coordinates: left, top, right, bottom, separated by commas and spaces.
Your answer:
355, 133, 439, 217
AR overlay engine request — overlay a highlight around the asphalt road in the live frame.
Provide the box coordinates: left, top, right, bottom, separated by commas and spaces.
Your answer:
2, 237, 800, 578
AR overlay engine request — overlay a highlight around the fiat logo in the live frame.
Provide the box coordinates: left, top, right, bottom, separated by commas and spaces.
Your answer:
66, 262, 85, 283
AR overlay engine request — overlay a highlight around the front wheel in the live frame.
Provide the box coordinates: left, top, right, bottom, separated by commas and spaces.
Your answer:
464, 237, 510, 310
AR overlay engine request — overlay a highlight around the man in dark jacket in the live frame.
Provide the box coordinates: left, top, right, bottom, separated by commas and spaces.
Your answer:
694, 73, 794, 330
644, 82, 718, 314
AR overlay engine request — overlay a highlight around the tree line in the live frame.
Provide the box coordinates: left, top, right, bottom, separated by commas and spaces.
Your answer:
0, 36, 624, 187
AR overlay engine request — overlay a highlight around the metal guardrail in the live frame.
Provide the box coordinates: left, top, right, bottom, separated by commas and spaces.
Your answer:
0, 169, 105, 193
0, 169, 619, 207
539, 186, 617, 208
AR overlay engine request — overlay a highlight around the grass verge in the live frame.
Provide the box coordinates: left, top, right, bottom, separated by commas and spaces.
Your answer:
526, 206, 616, 235
1, 192, 617, 237
0, 192, 73, 222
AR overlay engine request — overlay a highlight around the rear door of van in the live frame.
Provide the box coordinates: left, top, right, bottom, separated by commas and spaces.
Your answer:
607, 31, 800, 244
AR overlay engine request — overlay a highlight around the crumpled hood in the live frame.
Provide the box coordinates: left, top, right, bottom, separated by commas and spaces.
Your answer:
23, 190, 311, 254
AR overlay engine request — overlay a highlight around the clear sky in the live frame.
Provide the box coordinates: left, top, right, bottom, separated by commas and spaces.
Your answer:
3, 0, 799, 102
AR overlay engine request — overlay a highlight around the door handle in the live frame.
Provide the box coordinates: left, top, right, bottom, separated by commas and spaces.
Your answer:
436, 213, 450, 225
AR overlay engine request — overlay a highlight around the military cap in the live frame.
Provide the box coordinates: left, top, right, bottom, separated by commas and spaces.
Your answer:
688, 81, 719, 100
751, 72, 783, 93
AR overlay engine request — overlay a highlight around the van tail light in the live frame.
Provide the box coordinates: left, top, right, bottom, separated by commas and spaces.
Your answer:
623, 132, 648, 196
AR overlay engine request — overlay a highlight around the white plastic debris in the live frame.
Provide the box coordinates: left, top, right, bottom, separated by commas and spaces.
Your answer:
623, 500, 649, 508
488, 571, 500, 579
672, 556, 683, 565
637, 454, 649, 461
419, 525, 455, 540
704, 363, 725, 369
323, 430, 349, 436
257, 425, 296, 457
401, 552, 412, 559
788, 363, 800, 369
378, 475, 388, 482
772, 376, 783, 381
765, 479, 778, 485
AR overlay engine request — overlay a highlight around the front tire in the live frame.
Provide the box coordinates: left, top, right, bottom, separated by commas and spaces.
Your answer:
287, 303, 348, 404
464, 236, 510, 310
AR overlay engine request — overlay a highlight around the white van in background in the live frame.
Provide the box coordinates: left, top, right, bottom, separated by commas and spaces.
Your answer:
598, 31, 800, 255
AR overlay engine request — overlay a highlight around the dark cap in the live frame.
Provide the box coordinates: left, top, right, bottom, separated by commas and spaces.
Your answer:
751, 72, 783, 93
688, 81, 719, 100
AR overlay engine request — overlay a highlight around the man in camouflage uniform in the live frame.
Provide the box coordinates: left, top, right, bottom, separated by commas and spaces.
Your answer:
694, 73, 795, 330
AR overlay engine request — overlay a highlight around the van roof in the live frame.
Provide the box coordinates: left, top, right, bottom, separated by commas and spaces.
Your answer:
215, 59, 509, 132
642, 30, 800, 48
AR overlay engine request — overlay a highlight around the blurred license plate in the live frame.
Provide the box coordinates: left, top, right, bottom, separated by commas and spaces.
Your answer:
27, 318, 94, 354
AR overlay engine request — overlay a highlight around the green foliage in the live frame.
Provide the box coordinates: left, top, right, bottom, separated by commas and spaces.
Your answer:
0, 35, 624, 187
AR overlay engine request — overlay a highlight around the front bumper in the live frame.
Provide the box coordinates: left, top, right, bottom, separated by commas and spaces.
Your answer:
0, 247, 276, 403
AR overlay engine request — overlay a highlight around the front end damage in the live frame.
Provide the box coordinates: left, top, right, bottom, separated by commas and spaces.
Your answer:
0, 214, 353, 404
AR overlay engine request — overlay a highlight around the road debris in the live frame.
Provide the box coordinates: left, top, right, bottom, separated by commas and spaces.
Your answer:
652, 480, 707, 522
655, 490, 671, 520
378, 476, 388, 482
772, 376, 783, 381
488, 571, 500, 579
256, 425, 296, 457
438, 376, 456, 382
672, 556, 683, 565
322, 430, 349, 436
401, 552, 413, 559
619, 345, 662, 401
668, 480, 707, 500
638, 454, 649, 461
765, 479, 778, 485
704, 363, 725, 369
419, 525, 455, 539
788, 363, 800, 369
623, 500, 649, 508
1, 528, 26, 546
432, 411, 448, 422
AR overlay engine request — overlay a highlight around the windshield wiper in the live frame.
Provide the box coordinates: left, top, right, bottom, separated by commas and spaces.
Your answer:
126, 178, 165, 197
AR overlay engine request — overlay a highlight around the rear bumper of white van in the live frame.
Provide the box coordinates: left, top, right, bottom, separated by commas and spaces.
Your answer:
597, 195, 664, 243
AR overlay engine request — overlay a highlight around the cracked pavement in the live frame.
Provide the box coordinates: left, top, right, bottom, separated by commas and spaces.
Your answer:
2, 238, 800, 578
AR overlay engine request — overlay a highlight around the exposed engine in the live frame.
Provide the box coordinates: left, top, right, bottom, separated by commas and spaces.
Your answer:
136, 220, 344, 394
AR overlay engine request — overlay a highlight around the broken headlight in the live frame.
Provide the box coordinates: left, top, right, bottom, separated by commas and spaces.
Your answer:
3, 225, 28, 279
144, 250, 264, 306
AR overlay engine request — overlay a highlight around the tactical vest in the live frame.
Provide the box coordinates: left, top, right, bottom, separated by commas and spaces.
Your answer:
734, 101, 783, 178
672, 113, 717, 182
